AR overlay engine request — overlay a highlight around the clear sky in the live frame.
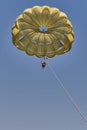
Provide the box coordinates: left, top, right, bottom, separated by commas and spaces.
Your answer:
0, 0, 87, 130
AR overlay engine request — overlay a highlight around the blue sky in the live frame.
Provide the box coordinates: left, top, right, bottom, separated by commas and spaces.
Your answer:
0, 0, 87, 130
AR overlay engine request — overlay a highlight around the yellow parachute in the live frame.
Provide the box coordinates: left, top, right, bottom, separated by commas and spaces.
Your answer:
12, 6, 74, 58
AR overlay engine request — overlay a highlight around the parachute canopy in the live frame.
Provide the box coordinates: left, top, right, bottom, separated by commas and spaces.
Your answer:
12, 6, 74, 58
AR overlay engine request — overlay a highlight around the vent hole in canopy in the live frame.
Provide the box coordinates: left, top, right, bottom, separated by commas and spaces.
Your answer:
39, 25, 48, 32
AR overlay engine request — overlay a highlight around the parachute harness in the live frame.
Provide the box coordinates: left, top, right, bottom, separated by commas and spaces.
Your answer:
40, 57, 49, 68
48, 64, 87, 123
